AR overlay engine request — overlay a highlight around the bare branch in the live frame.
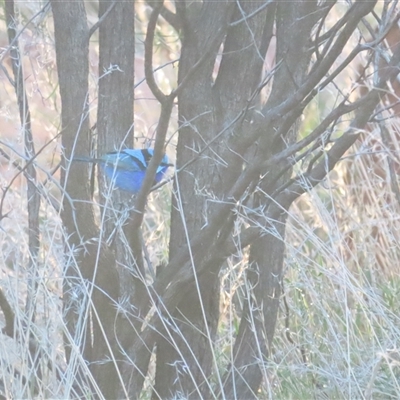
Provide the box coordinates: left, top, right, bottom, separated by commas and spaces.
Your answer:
144, 2, 168, 104
5, 0, 41, 322
0, 1, 50, 65
146, 0, 180, 31
88, 0, 116, 38
229, 0, 275, 27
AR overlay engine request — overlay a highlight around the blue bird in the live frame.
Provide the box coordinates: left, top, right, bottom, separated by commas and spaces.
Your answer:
74, 148, 172, 194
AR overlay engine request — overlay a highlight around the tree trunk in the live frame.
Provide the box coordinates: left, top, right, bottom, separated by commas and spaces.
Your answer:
154, 1, 270, 397
221, 2, 335, 397
51, 1, 120, 397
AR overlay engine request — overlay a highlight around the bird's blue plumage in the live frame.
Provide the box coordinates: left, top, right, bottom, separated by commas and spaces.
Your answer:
74, 148, 172, 194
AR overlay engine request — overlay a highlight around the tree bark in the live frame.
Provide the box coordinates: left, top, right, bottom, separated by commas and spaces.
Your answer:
51, 1, 120, 397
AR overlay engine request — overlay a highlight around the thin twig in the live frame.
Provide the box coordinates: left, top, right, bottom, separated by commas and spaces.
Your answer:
229, 0, 275, 27
88, 1, 117, 38
0, 2, 50, 64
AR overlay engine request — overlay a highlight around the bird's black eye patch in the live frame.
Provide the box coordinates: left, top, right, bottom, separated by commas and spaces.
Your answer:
141, 149, 153, 166
123, 150, 147, 171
